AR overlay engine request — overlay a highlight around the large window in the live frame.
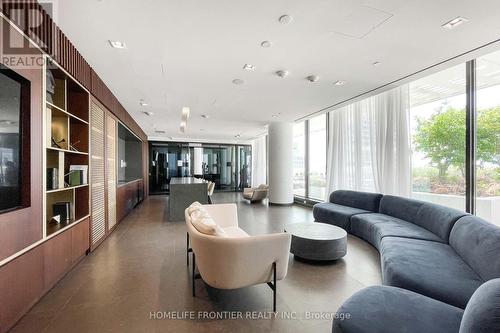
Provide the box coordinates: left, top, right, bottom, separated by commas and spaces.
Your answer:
476, 50, 500, 223
308, 114, 327, 200
293, 122, 306, 196
293, 115, 327, 200
409, 64, 466, 210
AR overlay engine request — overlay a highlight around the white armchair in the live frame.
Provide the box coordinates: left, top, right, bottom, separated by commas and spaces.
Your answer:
243, 184, 269, 203
185, 203, 291, 311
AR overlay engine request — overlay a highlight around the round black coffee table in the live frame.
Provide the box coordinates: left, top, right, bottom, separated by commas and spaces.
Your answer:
285, 222, 347, 261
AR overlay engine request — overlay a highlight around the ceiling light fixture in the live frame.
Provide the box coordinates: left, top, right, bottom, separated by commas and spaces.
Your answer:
154, 130, 166, 134
306, 75, 319, 83
234, 134, 241, 138
232, 79, 244, 85
139, 99, 148, 106
279, 14, 293, 24
260, 40, 272, 48
181, 106, 191, 121
276, 70, 289, 78
108, 40, 126, 49
142, 111, 154, 116
442, 16, 468, 30
372, 61, 381, 66
243, 64, 256, 71
334, 80, 346, 86
201, 114, 209, 119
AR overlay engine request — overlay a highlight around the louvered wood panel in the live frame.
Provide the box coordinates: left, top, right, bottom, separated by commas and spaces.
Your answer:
106, 115, 117, 229
90, 102, 106, 245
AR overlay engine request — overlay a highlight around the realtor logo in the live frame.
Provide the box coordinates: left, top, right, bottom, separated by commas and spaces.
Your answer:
1, 0, 57, 68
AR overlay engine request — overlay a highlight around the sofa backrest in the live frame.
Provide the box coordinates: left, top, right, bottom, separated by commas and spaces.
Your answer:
460, 278, 500, 333
380, 195, 466, 241
329, 190, 382, 212
450, 215, 500, 281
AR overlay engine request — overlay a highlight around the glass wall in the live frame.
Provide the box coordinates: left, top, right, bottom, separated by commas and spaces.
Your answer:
476, 50, 500, 222
409, 64, 466, 210
308, 114, 327, 200
293, 123, 306, 196
149, 142, 249, 194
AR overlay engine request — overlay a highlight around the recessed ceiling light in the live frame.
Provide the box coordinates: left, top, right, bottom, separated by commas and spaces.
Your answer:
142, 111, 154, 116
232, 79, 244, 85
154, 130, 166, 134
200, 114, 209, 119
108, 40, 126, 49
260, 41, 272, 48
234, 134, 241, 138
306, 75, 319, 83
139, 99, 148, 106
442, 16, 468, 30
372, 61, 381, 66
181, 107, 190, 120
276, 70, 289, 78
243, 64, 256, 71
279, 15, 293, 24
334, 80, 346, 86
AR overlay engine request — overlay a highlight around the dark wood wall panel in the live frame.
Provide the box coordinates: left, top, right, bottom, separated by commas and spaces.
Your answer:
0, 19, 43, 261
0, 218, 90, 333
0, 245, 44, 333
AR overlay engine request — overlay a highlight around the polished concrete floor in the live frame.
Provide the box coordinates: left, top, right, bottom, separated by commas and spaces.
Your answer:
11, 193, 381, 333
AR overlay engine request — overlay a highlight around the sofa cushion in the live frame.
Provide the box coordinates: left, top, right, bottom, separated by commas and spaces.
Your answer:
460, 278, 500, 333
379, 195, 423, 223
329, 190, 382, 212
350, 213, 443, 250
332, 285, 463, 333
414, 203, 466, 242
313, 202, 370, 231
380, 237, 483, 309
450, 215, 500, 281
379, 196, 466, 242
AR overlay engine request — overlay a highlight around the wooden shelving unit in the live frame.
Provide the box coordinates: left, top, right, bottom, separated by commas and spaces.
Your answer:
44, 59, 90, 236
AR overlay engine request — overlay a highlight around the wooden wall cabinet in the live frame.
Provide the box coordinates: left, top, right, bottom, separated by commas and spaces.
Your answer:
117, 179, 144, 223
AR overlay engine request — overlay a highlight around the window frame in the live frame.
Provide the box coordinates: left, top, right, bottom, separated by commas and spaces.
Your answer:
0, 65, 31, 214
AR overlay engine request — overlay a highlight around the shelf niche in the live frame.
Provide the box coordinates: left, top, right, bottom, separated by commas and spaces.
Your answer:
45, 60, 90, 237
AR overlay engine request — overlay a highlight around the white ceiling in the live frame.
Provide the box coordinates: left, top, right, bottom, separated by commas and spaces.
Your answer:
53, 0, 500, 141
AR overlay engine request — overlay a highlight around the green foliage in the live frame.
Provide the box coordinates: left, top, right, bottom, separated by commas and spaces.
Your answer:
414, 107, 465, 179
477, 107, 500, 166
414, 106, 500, 178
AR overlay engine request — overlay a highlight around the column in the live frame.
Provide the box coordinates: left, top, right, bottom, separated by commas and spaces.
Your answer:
268, 122, 294, 205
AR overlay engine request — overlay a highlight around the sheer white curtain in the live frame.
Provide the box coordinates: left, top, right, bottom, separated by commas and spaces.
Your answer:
251, 135, 267, 186
325, 85, 411, 199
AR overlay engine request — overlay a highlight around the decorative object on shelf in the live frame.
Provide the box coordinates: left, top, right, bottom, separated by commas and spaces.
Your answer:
51, 137, 66, 149
52, 201, 71, 223
69, 140, 81, 152
66, 165, 88, 186
46, 69, 55, 103
50, 215, 61, 224
47, 168, 59, 190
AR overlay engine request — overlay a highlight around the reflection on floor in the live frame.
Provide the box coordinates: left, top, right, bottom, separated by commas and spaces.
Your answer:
11, 193, 381, 333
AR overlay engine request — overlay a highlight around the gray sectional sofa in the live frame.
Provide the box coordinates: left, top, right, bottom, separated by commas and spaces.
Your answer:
312, 190, 500, 333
